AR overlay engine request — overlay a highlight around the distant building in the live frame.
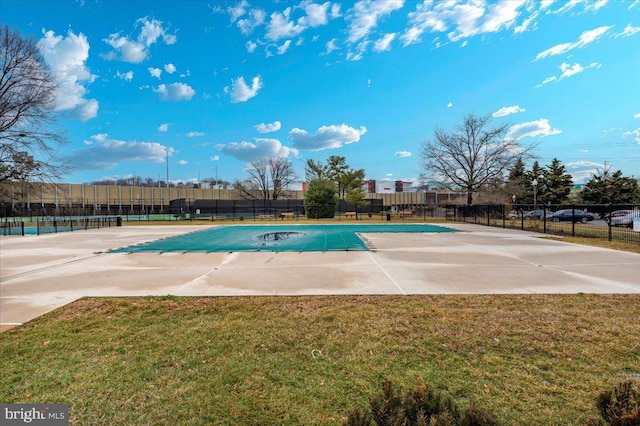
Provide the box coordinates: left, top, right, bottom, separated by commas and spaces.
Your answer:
363, 179, 414, 193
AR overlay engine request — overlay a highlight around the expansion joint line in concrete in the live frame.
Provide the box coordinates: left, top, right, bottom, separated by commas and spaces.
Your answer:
366, 251, 406, 296
171, 253, 239, 294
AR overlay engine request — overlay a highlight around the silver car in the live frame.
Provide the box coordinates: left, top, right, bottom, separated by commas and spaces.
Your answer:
610, 209, 640, 228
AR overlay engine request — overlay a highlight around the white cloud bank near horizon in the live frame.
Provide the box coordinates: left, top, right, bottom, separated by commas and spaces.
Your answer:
67, 133, 173, 170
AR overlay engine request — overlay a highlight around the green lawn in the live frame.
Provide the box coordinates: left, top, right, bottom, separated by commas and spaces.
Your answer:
2, 295, 639, 425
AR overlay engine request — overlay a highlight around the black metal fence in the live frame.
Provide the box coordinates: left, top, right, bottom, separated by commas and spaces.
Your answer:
446, 204, 640, 244
2, 216, 119, 236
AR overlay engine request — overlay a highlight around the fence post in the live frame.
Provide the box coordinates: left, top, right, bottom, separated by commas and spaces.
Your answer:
607, 203, 612, 242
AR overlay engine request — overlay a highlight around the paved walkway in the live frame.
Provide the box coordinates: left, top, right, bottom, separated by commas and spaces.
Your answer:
2, 223, 639, 331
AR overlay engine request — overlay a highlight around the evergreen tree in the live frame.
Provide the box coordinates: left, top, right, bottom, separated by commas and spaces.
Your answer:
523, 161, 545, 205
306, 156, 365, 199
580, 169, 640, 204
506, 158, 526, 203
541, 158, 573, 205
303, 179, 338, 218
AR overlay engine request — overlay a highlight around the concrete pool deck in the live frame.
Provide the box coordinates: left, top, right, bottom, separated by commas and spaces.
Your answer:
1, 223, 640, 331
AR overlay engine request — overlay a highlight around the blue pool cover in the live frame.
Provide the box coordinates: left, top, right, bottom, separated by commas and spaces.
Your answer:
111, 224, 456, 253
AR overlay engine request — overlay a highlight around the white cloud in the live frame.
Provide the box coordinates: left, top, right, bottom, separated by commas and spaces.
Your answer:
401, 0, 527, 47
75, 99, 99, 122
259, 2, 335, 41
116, 70, 134, 82
347, 0, 405, 43
153, 83, 196, 101
164, 63, 177, 73
301, 2, 330, 27
587, 0, 609, 12
325, 38, 339, 54
536, 62, 601, 87
331, 3, 342, 18
373, 33, 396, 52
277, 39, 292, 54
492, 105, 526, 117
266, 7, 305, 41
225, 75, 263, 103
228, 0, 249, 22
566, 160, 606, 183
101, 17, 176, 63
210, 155, 220, 161
622, 127, 640, 143
177, 160, 188, 165
238, 8, 266, 35
551, 0, 583, 15
148, 67, 162, 79
101, 34, 146, 63
394, 151, 412, 157
447, 102, 453, 108
479, 0, 526, 35
534, 26, 612, 60
218, 138, 298, 162
288, 124, 367, 151
67, 133, 172, 170
185, 131, 205, 137
346, 40, 370, 61
634, 113, 640, 119
616, 24, 640, 38
255, 121, 282, 133
37, 29, 98, 121
507, 118, 561, 139
158, 123, 170, 132
246, 40, 258, 53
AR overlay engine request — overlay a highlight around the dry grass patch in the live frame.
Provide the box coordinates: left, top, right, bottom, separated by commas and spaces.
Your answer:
2, 295, 639, 425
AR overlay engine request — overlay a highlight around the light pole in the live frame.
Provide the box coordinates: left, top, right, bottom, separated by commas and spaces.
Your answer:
165, 148, 169, 188
532, 174, 543, 214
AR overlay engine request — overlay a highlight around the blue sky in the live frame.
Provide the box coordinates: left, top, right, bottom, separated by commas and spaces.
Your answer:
3, 0, 640, 185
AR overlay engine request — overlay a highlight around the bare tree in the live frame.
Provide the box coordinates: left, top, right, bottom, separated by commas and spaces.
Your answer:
269, 157, 297, 200
235, 157, 297, 200
0, 25, 67, 185
419, 114, 534, 205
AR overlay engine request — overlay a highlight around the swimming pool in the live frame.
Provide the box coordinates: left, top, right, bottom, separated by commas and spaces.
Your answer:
111, 223, 457, 253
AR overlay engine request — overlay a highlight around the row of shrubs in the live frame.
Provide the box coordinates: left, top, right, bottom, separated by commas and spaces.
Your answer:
344, 379, 640, 425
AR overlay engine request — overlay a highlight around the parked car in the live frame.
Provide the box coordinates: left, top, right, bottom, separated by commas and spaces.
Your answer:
549, 209, 595, 223
508, 210, 522, 219
524, 209, 549, 220
602, 210, 632, 224
610, 209, 640, 228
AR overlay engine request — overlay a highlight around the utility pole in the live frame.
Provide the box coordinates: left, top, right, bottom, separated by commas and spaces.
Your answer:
165, 147, 171, 207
